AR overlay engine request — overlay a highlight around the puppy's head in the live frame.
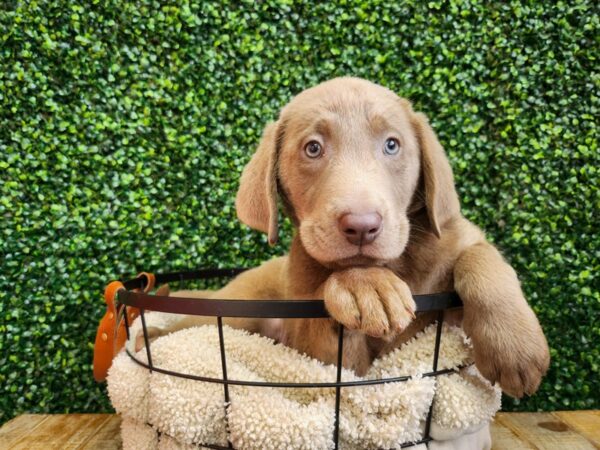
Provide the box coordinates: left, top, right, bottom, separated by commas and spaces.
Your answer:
236, 77, 460, 266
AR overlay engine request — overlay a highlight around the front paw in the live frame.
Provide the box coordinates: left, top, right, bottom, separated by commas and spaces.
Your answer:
323, 267, 415, 338
468, 319, 550, 398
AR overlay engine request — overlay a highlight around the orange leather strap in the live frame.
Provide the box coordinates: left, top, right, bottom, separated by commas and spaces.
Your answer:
93, 273, 157, 382
93, 281, 125, 381
137, 272, 155, 293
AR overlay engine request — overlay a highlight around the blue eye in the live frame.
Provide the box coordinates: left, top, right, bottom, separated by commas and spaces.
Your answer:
384, 138, 400, 155
305, 141, 323, 158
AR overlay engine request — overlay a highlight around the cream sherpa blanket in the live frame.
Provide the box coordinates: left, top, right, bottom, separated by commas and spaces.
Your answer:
108, 313, 500, 450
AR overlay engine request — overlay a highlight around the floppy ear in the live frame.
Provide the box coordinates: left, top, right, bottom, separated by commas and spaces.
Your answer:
410, 111, 460, 238
235, 121, 280, 245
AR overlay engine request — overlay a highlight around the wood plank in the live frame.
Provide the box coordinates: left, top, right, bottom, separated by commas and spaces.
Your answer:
2, 411, 599, 449
79, 414, 122, 450
0, 414, 51, 449
490, 415, 535, 449
494, 412, 597, 450
8, 414, 114, 450
554, 410, 600, 448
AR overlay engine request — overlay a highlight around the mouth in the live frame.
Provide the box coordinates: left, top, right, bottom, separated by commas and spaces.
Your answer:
327, 250, 382, 268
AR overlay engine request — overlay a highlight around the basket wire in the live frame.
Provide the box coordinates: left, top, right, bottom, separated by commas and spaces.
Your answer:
118, 269, 463, 450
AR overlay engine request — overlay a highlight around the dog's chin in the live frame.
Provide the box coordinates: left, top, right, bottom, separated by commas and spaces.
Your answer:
302, 239, 404, 269
328, 253, 384, 269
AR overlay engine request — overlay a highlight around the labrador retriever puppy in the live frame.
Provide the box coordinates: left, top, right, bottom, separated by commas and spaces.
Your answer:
138, 77, 549, 398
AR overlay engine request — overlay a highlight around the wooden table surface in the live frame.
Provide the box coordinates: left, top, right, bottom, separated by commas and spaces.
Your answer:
1, 411, 598, 449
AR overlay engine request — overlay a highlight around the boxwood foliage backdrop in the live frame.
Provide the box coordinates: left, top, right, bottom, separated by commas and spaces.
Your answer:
0, 0, 598, 423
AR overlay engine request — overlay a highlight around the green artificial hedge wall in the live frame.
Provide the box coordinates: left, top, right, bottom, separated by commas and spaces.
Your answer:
1, 0, 598, 424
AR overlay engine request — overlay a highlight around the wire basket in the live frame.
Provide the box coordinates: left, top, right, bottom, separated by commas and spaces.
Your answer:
111, 269, 465, 450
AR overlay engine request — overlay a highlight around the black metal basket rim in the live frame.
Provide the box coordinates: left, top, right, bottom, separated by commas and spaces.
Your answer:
151, 426, 434, 450
117, 268, 463, 318
151, 426, 433, 450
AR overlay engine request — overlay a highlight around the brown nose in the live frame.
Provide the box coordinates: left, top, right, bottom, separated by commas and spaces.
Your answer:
338, 212, 382, 246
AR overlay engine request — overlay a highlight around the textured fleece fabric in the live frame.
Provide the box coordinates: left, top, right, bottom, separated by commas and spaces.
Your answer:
108, 312, 500, 450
